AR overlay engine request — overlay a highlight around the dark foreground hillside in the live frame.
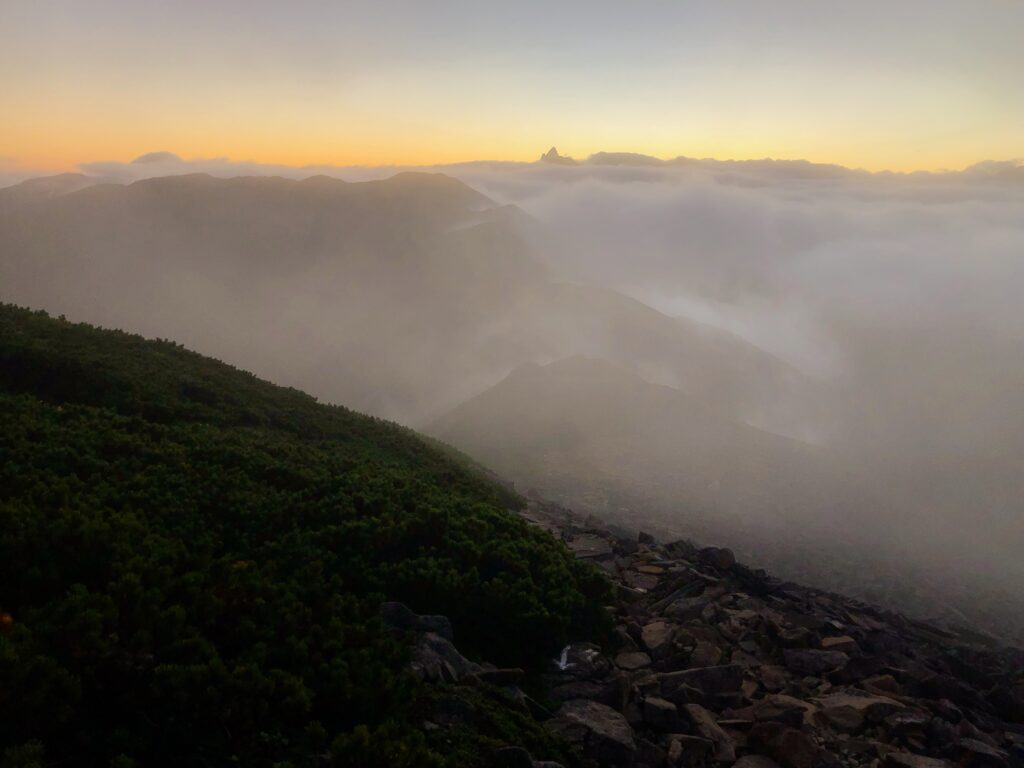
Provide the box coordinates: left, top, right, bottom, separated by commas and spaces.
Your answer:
0, 305, 610, 767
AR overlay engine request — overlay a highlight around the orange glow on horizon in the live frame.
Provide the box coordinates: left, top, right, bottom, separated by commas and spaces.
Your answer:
4, 139, 1009, 177
2, 2, 1020, 179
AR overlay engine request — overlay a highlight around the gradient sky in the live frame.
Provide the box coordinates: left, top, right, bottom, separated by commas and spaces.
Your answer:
2, 0, 1022, 173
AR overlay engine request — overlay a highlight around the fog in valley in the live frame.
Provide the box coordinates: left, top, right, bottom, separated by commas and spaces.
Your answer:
2, 150, 1022, 640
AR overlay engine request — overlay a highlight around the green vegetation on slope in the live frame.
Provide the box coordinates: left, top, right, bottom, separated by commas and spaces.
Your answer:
0, 305, 610, 767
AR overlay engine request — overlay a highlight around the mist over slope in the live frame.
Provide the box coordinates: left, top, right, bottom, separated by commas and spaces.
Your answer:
0, 171, 541, 422
428, 355, 850, 531
427, 357, 1024, 639
2, 154, 1023, 641
0, 169, 807, 430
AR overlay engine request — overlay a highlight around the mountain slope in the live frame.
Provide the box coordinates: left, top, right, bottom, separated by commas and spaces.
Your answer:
429, 356, 841, 521
0, 304, 609, 767
488, 283, 817, 436
0, 172, 816, 430
429, 356, 884, 577
0, 171, 550, 422
428, 357, 1024, 640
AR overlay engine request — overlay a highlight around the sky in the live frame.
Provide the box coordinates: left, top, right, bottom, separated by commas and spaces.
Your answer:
1, 0, 1022, 173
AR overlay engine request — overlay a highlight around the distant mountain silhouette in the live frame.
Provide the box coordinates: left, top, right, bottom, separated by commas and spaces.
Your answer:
586, 151, 665, 166
539, 146, 578, 165
0, 172, 101, 202
0, 171, 809, 429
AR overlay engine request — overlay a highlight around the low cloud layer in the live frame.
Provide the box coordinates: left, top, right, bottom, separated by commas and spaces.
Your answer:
20, 150, 1024, 371
14, 147, 1024, 430
4, 149, 1024, 636
458, 158, 1024, 374
49, 151, 1024, 345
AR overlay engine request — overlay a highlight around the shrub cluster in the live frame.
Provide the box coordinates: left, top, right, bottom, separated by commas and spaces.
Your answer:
0, 305, 609, 767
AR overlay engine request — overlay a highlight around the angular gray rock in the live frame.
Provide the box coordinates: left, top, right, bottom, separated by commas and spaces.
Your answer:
642, 696, 678, 731
411, 632, 480, 682
545, 699, 636, 767
684, 702, 736, 762
380, 601, 454, 641
783, 648, 849, 675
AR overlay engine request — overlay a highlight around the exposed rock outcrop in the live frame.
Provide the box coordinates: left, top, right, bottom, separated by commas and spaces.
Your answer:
523, 498, 1024, 767
384, 499, 1024, 767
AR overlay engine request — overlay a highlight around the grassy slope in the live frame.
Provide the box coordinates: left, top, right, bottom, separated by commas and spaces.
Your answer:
0, 305, 608, 767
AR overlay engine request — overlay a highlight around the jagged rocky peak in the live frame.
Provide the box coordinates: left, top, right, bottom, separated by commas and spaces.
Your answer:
540, 146, 578, 165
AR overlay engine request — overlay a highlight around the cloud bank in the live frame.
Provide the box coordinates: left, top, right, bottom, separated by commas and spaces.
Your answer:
14, 148, 1023, 424
4, 149, 1024, 636
30, 150, 1022, 371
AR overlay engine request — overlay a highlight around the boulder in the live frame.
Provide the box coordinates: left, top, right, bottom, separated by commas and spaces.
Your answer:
919, 673, 985, 710
883, 709, 930, 737
615, 650, 652, 671
777, 627, 813, 648
684, 703, 737, 762
568, 534, 614, 560
667, 734, 713, 767
955, 738, 1009, 767
548, 678, 626, 709
659, 664, 744, 697
698, 547, 736, 571
623, 570, 660, 590
635, 736, 667, 767
742, 678, 760, 699
884, 752, 954, 768
637, 564, 665, 575
863, 674, 904, 697
555, 642, 611, 679
411, 632, 480, 682
810, 691, 904, 734
748, 722, 835, 768
617, 583, 648, 604
612, 625, 638, 652
690, 641, 723, 668
734, 757, 783, 768
749, 695, 816, 727
641, 620, 676, 657
930, 698, 963, 723
759, 665, 791, 692
663, 539, 698, 558
925, 715, 958, 752
820, 636, 860, 654
643, 696, 679, 731
827, 653, 886, 684
380, 601, 454, 641
957, 717, 1000, 748
783, 649, 849, 676
666, 596, 713, 622
493, 746, 535, 768
661, 682, 704, 708
546, 700, 636, 767
817, 704, 864, 734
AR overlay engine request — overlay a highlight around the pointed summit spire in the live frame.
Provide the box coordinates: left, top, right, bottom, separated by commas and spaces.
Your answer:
539, 146, 577, 165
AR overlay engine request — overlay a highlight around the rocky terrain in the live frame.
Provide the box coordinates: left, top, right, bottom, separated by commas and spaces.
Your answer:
389, 498, 1024, 768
